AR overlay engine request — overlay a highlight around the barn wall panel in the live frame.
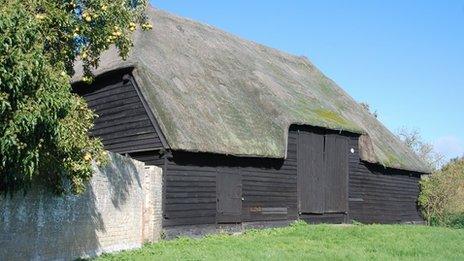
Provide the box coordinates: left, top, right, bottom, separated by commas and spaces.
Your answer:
128, 151, 165, 167
241, 172, 297, 222
163, 157, 218, 227
162, 131, 299, 227
76, 74, 163, 154
348, 136, 423, 223
297, 131, 325, 214
241, 131, 298, 222
324, 134, 349, 213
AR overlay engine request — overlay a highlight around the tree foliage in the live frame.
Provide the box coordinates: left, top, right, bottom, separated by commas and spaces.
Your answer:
419, 157, 464, 228
0, 0, 150, 195
396, 127, 444, 171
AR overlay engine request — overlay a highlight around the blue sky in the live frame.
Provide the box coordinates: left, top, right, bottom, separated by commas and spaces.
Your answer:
151, 1, 464, 161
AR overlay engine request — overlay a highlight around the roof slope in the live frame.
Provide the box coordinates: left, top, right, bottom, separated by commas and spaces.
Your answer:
73, 7, 429, 173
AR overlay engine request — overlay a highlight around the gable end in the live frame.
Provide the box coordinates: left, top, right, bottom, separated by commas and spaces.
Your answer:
74, 70, 167, 154
124, 73, 170, 149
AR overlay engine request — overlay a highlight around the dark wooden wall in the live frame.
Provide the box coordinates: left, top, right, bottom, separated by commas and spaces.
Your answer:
74, 73, 164, 154
241, 131, 298, 222
129, 150, 165, 167
76, 73, 423, 227
348, 136, 423, 223
163, 154, 217, 226
161, 131, 299, 227
162, 129, 422, 227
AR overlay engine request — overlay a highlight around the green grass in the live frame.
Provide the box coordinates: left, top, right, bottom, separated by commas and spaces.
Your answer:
96, 222, 464, 261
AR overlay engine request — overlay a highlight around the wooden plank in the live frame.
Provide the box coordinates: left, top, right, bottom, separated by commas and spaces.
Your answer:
242, 183, 297, 190
240, 168, 296, 176
168, 170, 217, 177
128, 74, 169, 149
348, 135, 423, 224
165, 203, 217, 211
165, 198, 217, 204
216, 167, 242, 223
243, 191, 295, 197
163, 217, 216, 227
165, 181, 215, 187
92, 102, 145, 117
242, 177, 297, 184
92, 114, 151, 131
167, 164, 218, 173
90, 96, 142, 111
93, 108, 147, 123
95, 127, 157, 141
165, 192, 216, 199
324, 134, 349, 213
80, 76, 164, 155
300, 213, 346, 224
84, 85, 135, 102
297, 131, 325, 214
103, 133, 160, 146
86, 91, 139, 107
164, 160, 218, 226
129, 151, 164, 166
91, 119, 154, 136
166, 176, 216, 183
105, 140, 160, 151
242, 172, 297, 180
164, 210, 217, 219
243, 195, 297, 201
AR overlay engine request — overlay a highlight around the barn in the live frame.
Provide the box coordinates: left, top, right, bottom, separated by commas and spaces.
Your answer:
73, 7, 429, 235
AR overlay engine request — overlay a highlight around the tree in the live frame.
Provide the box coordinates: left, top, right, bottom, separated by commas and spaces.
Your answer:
419, 157, 464, 227
0, 0, 150, 195
396, 127, 444, 171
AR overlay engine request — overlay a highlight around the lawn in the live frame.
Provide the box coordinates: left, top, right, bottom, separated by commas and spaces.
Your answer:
96, 222, 464, 260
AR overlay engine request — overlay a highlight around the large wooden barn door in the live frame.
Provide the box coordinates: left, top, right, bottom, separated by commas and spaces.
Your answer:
216, 168, 242, 223
297, 130, 349, 215
297, 131, 325, 213
324, 134, 349, 213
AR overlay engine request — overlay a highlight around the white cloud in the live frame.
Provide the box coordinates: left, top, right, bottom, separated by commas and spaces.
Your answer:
433, 136, 464, 161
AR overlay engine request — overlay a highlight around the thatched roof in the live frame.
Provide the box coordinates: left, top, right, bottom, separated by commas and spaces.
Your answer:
73, 6, 429, 173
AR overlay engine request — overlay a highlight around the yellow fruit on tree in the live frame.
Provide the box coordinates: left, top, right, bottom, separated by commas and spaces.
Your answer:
84, 153, 92, 161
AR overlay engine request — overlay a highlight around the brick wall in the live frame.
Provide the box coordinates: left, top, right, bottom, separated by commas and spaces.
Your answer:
0, 152, 163, 260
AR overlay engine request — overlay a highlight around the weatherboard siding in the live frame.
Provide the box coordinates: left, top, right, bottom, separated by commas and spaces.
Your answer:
111, 127, 422, 227
76, 74, 423, 227
163, 156, 218, 227
129, 150, 165, 167
241, 131, 299, 222
348, 136, 423, 223
76, 73, 163, 154
162, 131, 299, 227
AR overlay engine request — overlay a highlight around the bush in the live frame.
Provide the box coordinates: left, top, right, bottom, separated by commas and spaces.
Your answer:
419, 157, 464, 228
